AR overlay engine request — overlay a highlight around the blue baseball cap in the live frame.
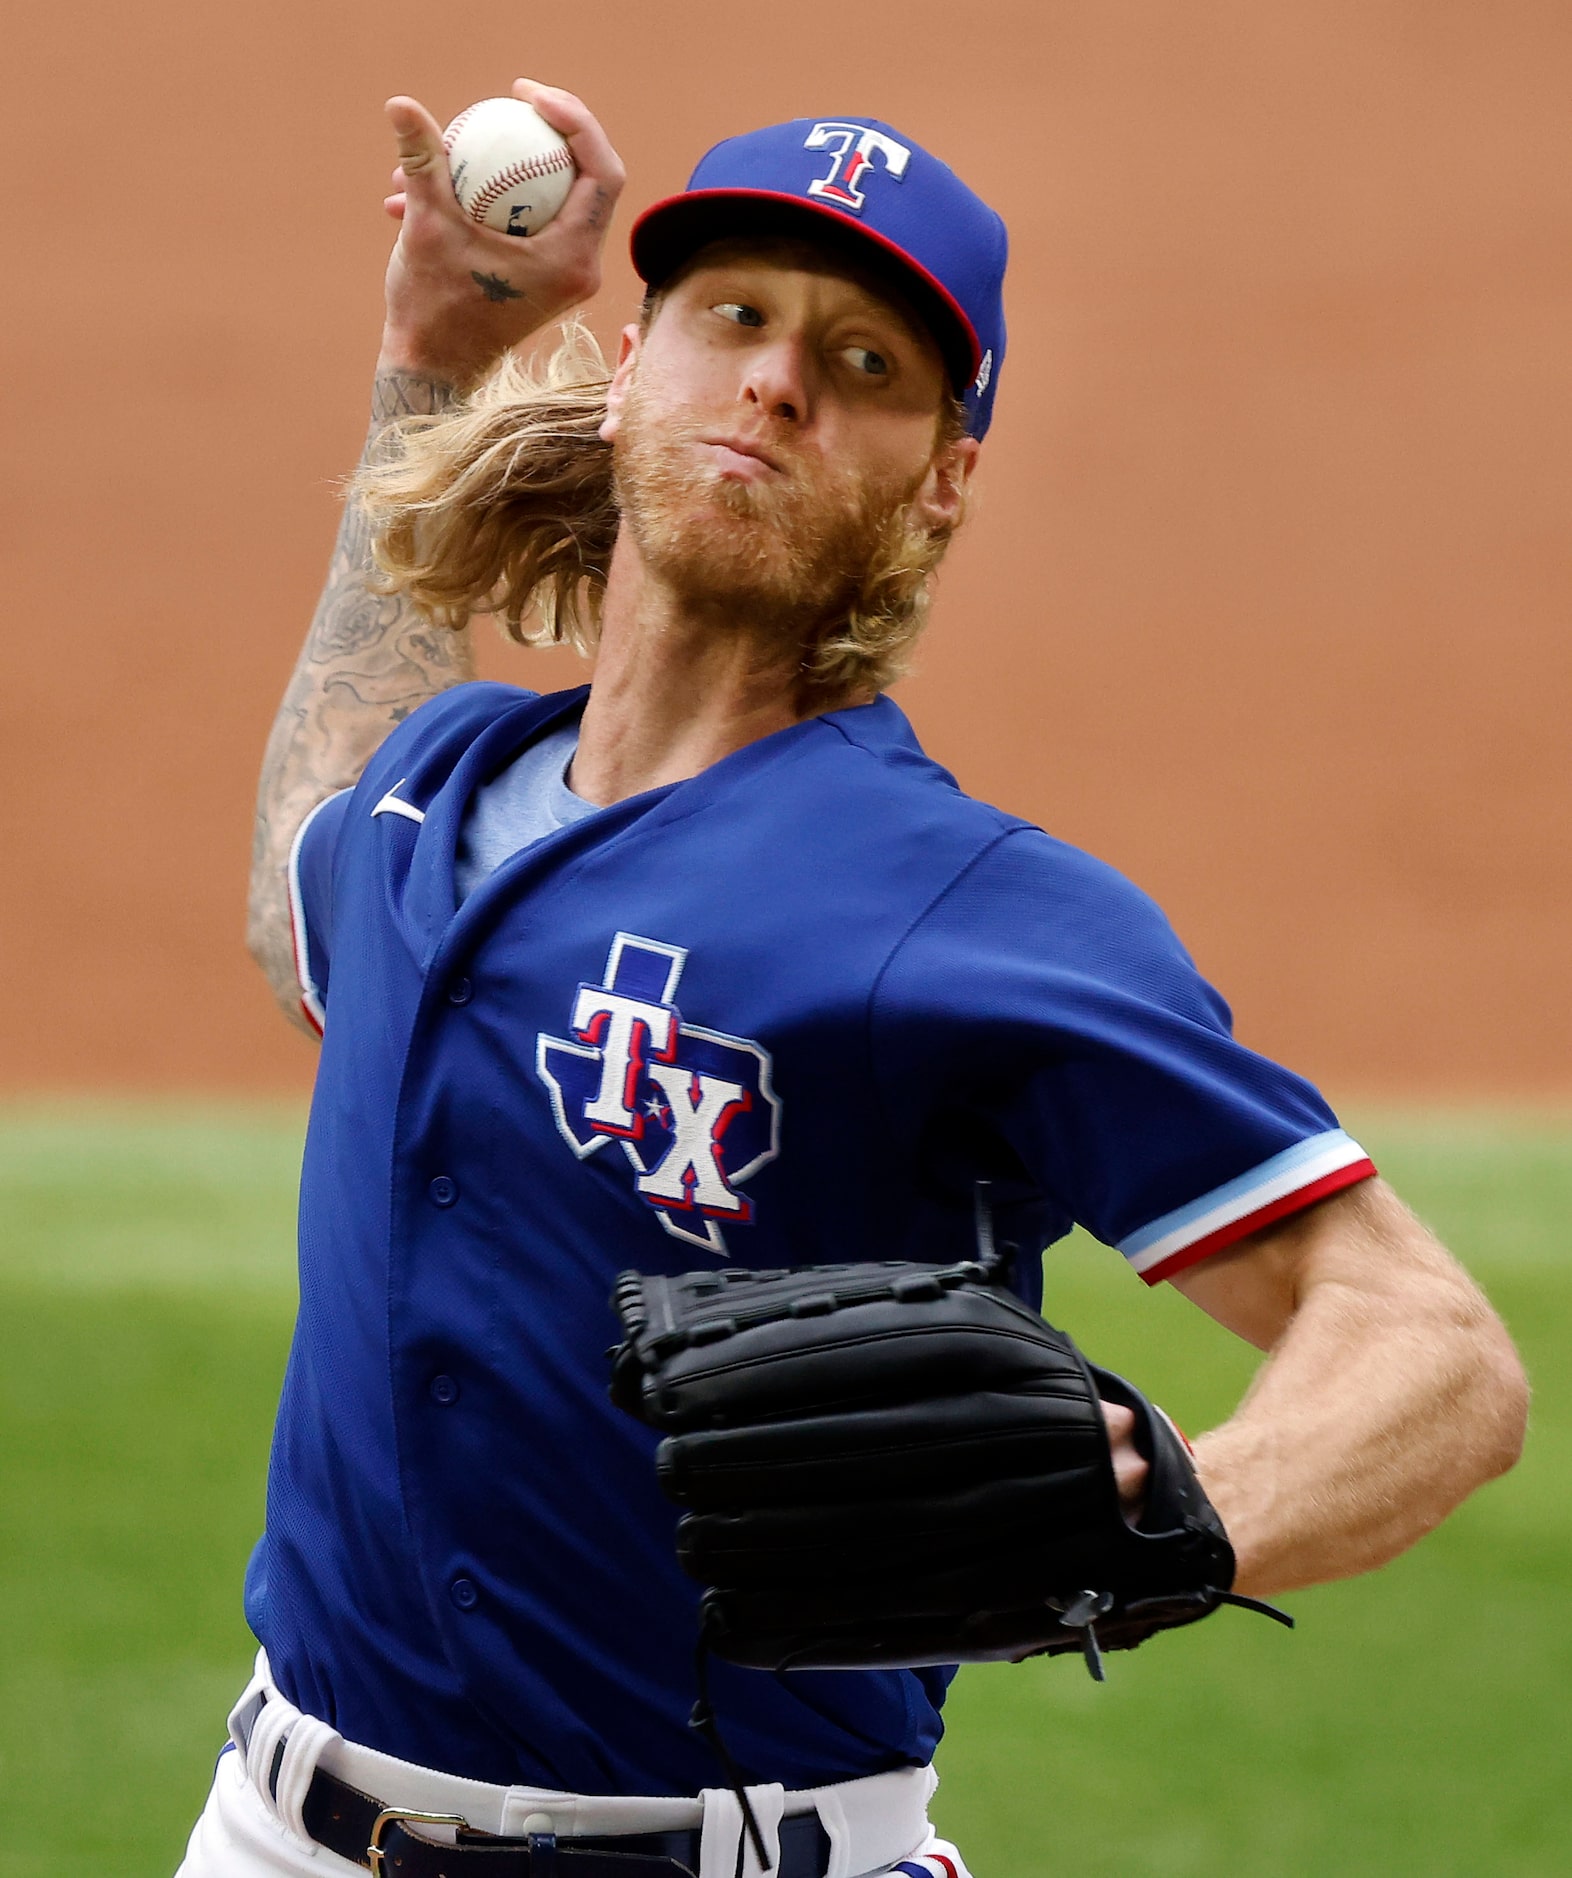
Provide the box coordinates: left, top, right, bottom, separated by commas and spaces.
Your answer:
630, 117, 1008, 439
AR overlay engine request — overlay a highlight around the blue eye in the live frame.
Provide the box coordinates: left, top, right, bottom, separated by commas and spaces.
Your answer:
846, 346, 890, 377
716, 302, 765, 327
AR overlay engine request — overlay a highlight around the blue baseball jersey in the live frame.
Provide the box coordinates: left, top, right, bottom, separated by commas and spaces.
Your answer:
258, 681, 1373, 1796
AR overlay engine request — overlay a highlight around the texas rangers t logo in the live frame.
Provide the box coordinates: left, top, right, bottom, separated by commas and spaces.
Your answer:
803, 122, 912, 213
536, 933, 782, 1255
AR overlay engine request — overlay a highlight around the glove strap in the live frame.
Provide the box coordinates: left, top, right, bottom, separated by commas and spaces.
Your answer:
971, 1181, 1016, 1285
1212, 1590, 1296, 1629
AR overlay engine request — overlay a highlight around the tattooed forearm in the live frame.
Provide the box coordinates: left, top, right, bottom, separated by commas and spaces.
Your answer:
248, 368, 472, 1030
369, 371, 457, 426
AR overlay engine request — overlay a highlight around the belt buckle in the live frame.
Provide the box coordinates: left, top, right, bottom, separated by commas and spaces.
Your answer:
367, 1806, 469, 1874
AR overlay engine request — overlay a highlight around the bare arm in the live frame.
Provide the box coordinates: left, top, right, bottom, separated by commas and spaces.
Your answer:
247, 81, 625, 1028
1170, 1177, 1528, 1597
246, 370, 470, 1024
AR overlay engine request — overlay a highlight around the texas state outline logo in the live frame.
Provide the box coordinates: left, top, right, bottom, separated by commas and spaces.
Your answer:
535, 933, 782, 1255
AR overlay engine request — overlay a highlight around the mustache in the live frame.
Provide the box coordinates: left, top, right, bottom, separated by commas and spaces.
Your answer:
647, 409, 821, 490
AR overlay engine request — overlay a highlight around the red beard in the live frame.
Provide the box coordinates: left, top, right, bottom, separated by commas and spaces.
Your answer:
611, 383, 924, 637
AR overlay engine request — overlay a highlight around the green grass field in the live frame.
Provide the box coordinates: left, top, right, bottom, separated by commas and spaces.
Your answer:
0, 1105, 1566, 1875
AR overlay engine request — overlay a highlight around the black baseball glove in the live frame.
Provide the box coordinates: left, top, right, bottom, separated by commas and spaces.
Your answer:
609, 1233, 1289, 1681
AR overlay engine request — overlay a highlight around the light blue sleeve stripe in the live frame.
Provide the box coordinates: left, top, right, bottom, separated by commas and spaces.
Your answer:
1120, 1128, 1362, 1259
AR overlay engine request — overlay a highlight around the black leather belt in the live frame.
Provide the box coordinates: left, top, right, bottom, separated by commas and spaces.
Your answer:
299, 1764, 833, 1878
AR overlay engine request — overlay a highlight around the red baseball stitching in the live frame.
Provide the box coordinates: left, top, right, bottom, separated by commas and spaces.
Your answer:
465, 148, 575, 223
440, 103, 482, 150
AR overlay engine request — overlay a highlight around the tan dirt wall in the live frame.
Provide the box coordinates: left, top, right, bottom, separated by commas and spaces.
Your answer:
3, 1, 1569, 1097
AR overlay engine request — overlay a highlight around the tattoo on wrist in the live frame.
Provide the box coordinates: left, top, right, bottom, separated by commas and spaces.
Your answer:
370, 368, 459, 426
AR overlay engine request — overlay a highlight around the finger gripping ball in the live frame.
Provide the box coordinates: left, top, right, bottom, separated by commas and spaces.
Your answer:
441, 98, 577, 237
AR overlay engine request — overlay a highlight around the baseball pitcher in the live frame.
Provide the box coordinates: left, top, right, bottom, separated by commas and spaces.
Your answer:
174, 79, 1527, 1878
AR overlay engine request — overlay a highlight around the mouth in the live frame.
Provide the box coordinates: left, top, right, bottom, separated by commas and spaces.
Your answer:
697, 435, 784, 479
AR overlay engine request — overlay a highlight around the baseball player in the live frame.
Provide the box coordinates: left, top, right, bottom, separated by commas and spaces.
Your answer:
178, 79, 1527, 1878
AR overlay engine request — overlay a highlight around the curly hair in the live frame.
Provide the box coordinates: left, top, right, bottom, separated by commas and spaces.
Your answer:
354, 318, 969, 698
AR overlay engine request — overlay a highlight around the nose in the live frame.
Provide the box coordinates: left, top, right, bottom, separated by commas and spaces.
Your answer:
740, 336, 812, 424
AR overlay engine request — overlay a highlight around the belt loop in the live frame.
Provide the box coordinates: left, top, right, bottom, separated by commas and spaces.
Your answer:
700, 1784, 784, 1877
271, 1711, 344, 1842
239, 1677, 343, 1845
244, 1695, 298, 1806
226, 1648, 272, 1758
813, 1792, 851, 1878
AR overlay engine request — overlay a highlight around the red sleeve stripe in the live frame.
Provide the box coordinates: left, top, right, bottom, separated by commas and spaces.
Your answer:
1137, 1158, 1377, 1285
1120, 1128, 1375, 1283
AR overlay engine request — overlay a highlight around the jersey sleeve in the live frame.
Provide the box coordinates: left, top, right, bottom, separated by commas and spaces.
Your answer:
873, 827, 1375, 1284
286, 789, 354, 1036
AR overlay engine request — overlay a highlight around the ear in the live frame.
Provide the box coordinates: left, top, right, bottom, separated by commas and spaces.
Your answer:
599, 324, 644, 443
911, 433, 980, 532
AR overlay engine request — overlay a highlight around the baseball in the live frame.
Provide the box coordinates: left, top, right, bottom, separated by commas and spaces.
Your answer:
441, 97, 577, 237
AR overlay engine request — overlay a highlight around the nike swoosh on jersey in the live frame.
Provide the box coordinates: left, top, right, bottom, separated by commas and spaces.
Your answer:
371, 781, 426, 825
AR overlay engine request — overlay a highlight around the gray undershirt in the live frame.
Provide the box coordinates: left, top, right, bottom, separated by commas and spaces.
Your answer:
454, 721, 599, 901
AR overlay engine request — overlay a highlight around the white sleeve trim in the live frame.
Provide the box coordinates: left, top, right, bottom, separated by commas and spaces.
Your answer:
286, 790, 351, 1036
1120, 1128, 1374, 1277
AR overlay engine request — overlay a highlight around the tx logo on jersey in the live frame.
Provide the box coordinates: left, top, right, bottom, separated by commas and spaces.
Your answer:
536, 933, 782, 1256
803, 122, 911, 214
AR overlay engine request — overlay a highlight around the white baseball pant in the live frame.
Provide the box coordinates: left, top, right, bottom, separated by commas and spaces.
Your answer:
174, 1653, 974, 1878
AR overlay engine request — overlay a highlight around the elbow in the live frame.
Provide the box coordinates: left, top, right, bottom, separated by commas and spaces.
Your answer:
1443, 1297, 1530, 1498
245, 875, 285, 986
246, 893, 290, 987
245, 887, 269, 977
1474, 1321, 1530, 1483
245, 863, 316, 1035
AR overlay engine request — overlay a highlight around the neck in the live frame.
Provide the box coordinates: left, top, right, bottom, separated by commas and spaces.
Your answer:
569, 530, 867, 806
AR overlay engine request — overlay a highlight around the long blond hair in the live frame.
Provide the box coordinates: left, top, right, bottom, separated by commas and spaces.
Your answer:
355, 319, 968, 697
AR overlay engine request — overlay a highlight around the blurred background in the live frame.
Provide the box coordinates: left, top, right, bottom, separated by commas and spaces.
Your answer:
2, 1, 1568, 1872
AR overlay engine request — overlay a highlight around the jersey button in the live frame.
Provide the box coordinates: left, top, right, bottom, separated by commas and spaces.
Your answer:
450, 1577, 479, 1611
428, 1175, 458, 1208
430, 1373, 460, 1406
447, 977, 473, 1006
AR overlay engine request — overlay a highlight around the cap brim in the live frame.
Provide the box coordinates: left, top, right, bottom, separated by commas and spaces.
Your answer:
630, 189, 982, 397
